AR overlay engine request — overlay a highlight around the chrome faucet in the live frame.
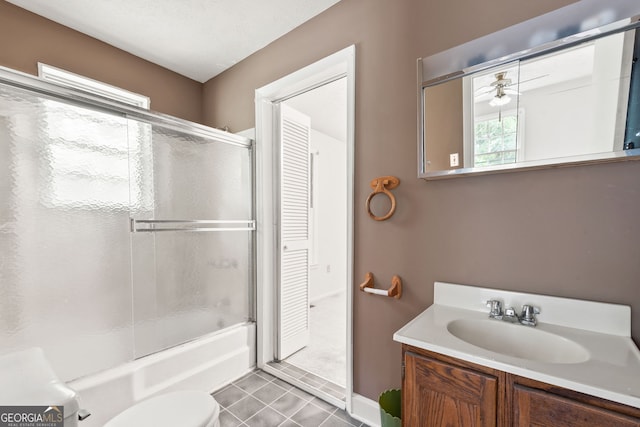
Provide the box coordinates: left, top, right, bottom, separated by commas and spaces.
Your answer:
485, 300, 503, 319
486, 300, 540, 327
503, 306, 520, 323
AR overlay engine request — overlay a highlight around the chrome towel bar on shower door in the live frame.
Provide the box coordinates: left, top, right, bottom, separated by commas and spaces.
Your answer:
130, 219, 256, 233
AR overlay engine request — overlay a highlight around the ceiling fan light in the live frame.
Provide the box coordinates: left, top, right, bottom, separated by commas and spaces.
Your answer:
490, 94, 511, 107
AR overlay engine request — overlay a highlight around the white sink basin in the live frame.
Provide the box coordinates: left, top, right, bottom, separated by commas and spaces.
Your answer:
447, 319, 590, 364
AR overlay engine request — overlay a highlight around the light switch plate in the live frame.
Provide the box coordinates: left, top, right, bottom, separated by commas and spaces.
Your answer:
450, 153, 459, 167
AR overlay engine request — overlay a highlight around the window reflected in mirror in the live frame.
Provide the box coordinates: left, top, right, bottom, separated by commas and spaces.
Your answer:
472, 110, 521, 167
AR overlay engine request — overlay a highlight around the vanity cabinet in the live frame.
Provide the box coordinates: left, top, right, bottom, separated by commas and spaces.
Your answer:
402, 345, 640, 427
403, 349, 504, 426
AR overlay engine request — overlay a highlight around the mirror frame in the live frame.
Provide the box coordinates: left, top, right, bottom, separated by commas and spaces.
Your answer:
418, 1, 640, 179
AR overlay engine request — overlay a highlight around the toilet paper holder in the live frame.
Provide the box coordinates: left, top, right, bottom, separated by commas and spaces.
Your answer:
359, 272, 402, 299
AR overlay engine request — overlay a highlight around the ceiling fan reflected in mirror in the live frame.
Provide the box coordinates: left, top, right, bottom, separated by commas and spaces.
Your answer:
475, 71, 548, 107
489, 72, 517, 106
474, 71, 520, 107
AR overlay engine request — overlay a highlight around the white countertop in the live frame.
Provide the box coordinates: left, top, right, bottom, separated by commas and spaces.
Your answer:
393, 282, 640, 409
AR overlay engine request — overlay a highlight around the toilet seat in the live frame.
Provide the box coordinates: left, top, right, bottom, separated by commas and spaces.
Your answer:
105, 390, 220, 427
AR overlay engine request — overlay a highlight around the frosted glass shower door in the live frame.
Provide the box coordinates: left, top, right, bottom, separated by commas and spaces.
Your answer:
0, 84, 134, 381
130, 123, 253, 357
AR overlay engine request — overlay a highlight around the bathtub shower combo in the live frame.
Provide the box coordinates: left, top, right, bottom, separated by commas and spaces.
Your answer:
0, 67, 256, 426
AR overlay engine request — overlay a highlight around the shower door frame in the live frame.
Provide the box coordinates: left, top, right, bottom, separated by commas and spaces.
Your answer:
0, 65, 257, 371
254, 45, 356, 412
0, 65, 252, 150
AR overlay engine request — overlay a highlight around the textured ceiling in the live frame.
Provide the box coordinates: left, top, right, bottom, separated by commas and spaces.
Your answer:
7, 0, 342, 83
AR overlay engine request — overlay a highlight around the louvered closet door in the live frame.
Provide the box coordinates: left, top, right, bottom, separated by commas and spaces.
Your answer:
277, 104, 311, 360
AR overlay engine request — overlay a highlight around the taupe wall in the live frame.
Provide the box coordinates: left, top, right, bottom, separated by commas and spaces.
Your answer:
0, 1, 203, 123
203, 0, 640, 400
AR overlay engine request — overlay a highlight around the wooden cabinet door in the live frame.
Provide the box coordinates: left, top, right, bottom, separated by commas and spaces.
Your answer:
404, 351, 498, 427
513, 384, 640, 426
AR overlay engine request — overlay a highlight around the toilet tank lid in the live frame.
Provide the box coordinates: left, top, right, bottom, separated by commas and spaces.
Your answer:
0, 348, 79, 414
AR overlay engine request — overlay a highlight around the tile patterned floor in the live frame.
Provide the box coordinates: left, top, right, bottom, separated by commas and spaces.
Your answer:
268, 360, 346, 401
213, 370, 368, 427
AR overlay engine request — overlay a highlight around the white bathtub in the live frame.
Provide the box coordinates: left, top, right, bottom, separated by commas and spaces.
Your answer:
69, 323, 256, 427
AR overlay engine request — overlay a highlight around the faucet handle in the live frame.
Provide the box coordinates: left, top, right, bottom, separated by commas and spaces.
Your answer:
520, 304, 540, 326
486, 299, 503, 319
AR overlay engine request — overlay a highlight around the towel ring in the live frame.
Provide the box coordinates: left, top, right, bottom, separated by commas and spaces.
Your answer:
366, 176, 400, 221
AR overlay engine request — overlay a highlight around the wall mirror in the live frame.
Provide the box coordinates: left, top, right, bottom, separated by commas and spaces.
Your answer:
418, 1, 640, 179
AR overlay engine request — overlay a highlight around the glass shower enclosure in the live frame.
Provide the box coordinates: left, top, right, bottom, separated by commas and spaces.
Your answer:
0, 67, 254, 381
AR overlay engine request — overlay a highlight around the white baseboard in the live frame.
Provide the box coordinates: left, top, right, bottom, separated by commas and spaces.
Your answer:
350, 393, 380, 427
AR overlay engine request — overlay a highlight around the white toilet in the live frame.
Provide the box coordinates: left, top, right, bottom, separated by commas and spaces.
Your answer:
104, 390, 219, 427
0, 348, 220, 427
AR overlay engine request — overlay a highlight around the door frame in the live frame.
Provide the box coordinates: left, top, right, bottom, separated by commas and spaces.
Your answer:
255, 45, 355, 411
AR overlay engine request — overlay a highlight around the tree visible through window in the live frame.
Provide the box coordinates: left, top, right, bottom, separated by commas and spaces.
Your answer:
474, 111, 521, 167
